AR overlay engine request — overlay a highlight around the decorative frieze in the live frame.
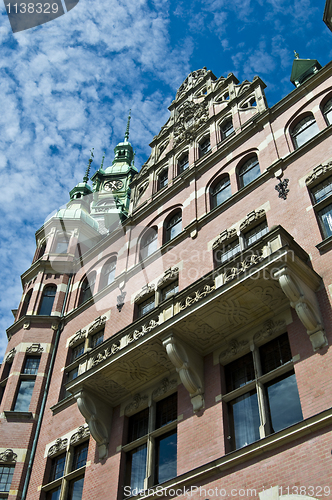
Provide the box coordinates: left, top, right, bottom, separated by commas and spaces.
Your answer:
26, 343, 43, 354
173, 101, 209, 146
212, 228, 237, 250
134, 284, 155, 303
48, 438, 68, 457
0, 449, 17, 462
152, 377, 177, 399
179, 283, 215, 312
239, 209, 266, 232
70, 425, 90, 445
69, 329, 87, 348
125, 393, 149, 415
157, 267, 179, 288
88, 315, 107, 334
5, 348, 16, 363
253, 319, 286, 342
91, 341, 121, 367
221, 252, 265, 284
219, 339, 249, 362
305, 161, 332, 186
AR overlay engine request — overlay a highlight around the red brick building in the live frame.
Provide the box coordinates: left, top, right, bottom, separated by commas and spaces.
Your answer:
1, 55, 332, 500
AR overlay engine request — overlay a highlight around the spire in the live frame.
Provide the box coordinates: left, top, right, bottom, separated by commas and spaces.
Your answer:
83, 148, 94, 183
124, 110, 131, 142
294, 50, 299, 59
100, 152, 105, 170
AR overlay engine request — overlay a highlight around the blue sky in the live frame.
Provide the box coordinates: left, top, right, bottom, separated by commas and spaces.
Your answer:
0, 0, 330, 360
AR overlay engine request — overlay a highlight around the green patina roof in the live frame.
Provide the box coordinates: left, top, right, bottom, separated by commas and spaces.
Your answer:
290, 56, 322, 87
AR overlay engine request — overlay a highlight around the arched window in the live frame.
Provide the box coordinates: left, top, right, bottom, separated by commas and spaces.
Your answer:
38, 285, 56, 315
199, 136, 211, 157
140, 227, 158, 260
79, 273, 96, 305
291, 115, 320, 149
54, 234, 69, 254
20, 289, 33, 318
220, 120, 234, 141
158, 169, 168, 190
323, 98, 332, 125
210, 176, 231, 209
165, 211, 182, 243
178, 153, 189, 174
99, 258, 117, 290
238, 156, 261, 189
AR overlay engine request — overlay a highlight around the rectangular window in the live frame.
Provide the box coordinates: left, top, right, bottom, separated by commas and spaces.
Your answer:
138, 297, 155, 318
311, 176, 332, 203
0, 465, 15, 492
72, 442, 88, 470
244, 222, 268, 247
14, 379, 35, 412
90, 330, 104, 349
224, 333, 302, 451
63, 366, 79, 399
124, 393, 177, 494
67, 476, 84, 500
161, 281, 179, 302
71, 343, 85, 363
23, 356, 40, 375
214, 239, 241, 267
318, 203, 332, 238
46, 487, 61, 500
49, 453, 66, 482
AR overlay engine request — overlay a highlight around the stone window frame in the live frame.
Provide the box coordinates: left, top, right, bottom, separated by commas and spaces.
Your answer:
139, 227, 159, 262
52, 231, 71, 255
209, 174, 232, 210
77, 272, 97, 307
0, 450, 17, 498
290, 113, 320, 150
305, 163, 332, 241
157, 167, 168, 191
164, 209, 182, 244
237, 154, 261, 189
176, 151, 189, 175
219, 329, 302, 453
197, 133, 211, 158
12, 353, 41, 413
43, 429, 90, 500
38, 284, 57, 316
19, 288, 33, 318
122, 391, 178, 493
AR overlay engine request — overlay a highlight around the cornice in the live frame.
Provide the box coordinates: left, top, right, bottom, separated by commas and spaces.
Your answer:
6, 315, 61, 340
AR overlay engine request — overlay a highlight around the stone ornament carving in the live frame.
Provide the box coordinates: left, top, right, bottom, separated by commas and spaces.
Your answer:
128, 319, 160, 343
219, 339, 249, 362
23, 322, 30, 330
26, 343, 43, 354
70, 425, 90, 445
48, 438, 68, 457
273, 267, 327, 351
253, 319, 286, 342
221, 252, 265, 284
305, 161, 332, 186
0, 449, 17, 462
173, 101, 209, 146
117, 290, 127, 312
152, 378, 177, 399
136, 182, 149, 204
157, 267, 179, 288
91, 341, 121, 367
275, 178, 290, 200
88, 316, 107, 334
238, 80, 251, 96
74, 389, 111, 460
134, 284, 155, 303
179, 283, 216, 312
125, 393, 149, 415
239, 210, 266, 232
69, 329, 87, 348
212, 228, 237, 250
5, 348, 16, 363
162, 333, 204, 412
175, 68, 208, 100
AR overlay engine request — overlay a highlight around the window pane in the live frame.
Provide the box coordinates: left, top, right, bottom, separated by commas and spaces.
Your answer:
166, 213, 182, 242
23, 356, 40, 375
199, 138, 210, 156
318, 203, 332, 238
211, 178, 231, 208
324, 98, 332, 125
225, 352, 255, 392
64, 366, 78, 398
0, 465, 14, 492
178, 155, 189, 173
311, 176, 332, 203
214, 239, 241, 266
159, 170, 168, 189
68, 476, 85, 500
14, 380, 35, 411
21, 289, 32, 317
91, 330, 104, 348
156, 393, 177, 428
138, 297, 155, 318
229, 391, 260, 449
266, 372, 303, 433
141, 229, 158, 260
72, 442, 88, 470
39, 286, 56, 315
244, 221, 268, 247
49, 453, 66, 482
161, 281, 179, 301
71, 343, 85, 363
239, 158, 260, 188
101, 259, 116, 288
126, 444, 147, 493
292, 116, 319, 148
221, 120, 234, 139
128, 408, 149, 442
55, 237, 68, 254
155, 430, 177, 484
260, 333, 292, 374
46, 487, 61, 500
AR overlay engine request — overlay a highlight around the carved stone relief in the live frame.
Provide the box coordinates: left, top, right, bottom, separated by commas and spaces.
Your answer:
179, 283, 216, 312
69, 329, 87, 348
253, 319, 287, 343
0, 449, 17, 462
124, 394, 149, 415
5, 348, 16, 363
239, 209, 266, 232
219, 339, 249, 362
48, 438, 68, 457
134, 284, 155, 303
305, 161, 332, 186
26, 343, 44, 354
88, 315, 107, 334
70, 425, 90, 445
152, 377, 177, 399
212, 228, 237, 250
157, 267, 179, 288
175, 68, 208, 101
173, 101, 209, 146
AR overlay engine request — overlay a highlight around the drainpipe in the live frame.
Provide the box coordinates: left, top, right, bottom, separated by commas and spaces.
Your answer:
21, 274, 73, 500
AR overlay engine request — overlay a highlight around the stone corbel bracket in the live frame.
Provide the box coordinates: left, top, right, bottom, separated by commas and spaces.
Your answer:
74, 388, 111, 460
162, 333, 204, 412
273, 266, 327, 351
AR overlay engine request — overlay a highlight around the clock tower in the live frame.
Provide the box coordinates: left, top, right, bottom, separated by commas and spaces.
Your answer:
90, 111, 138, 231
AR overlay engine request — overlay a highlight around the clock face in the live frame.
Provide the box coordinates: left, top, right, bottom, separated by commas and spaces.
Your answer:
104, 180, 124, 192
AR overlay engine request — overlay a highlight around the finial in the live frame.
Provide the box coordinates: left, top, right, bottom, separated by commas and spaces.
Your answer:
83, 148, 94, 183
100, 151, 105, 170
132, 150, 136, 166
124, 110, 131, 142
294, 50, 299, 59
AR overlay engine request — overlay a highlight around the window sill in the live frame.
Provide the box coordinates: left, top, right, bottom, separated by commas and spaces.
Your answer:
51, 395, 76, 415
316, 234, 332, 253
4, 410, 33, 420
